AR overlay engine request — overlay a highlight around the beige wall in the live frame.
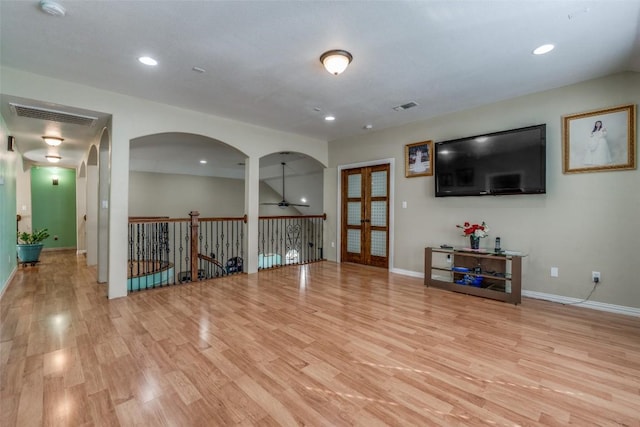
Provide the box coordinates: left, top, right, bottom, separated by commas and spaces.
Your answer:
128, 171, 302, 217
327, 72, 640, 308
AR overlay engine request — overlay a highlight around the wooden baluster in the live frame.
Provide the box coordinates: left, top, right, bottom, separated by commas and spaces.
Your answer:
189, 211, 200, 282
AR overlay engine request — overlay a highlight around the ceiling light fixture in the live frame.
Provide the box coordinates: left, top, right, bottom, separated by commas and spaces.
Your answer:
42, 136, 64, 146
533, 44, 555, 55
319, 50, 353, 75
138, 56, 158, 66
45, 155, 62, 163
199, 159, 207, 164
40, 0, 66, 16
324, 115, 335, 121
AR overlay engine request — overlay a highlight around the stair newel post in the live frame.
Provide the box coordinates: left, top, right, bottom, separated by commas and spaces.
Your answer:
189, 211, 200, 282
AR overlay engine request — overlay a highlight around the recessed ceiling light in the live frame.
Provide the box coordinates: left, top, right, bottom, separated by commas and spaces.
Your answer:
192, 66, 206, 73
301, 198, 307, 203
138, 56, 158, 66
364, 124, 373, 130
45, 155, 62, 163
325, 115, 335, 121
199, 159, 207, 164
533, 44, 554, 55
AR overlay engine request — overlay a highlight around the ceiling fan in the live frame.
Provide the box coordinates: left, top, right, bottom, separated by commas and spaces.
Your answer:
261, 162, 309, 208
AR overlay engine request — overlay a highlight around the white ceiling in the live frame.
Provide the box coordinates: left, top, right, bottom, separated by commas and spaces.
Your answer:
1, 0, 639, 171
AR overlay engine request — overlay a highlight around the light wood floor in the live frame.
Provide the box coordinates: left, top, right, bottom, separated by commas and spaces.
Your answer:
1, 250, 639, 426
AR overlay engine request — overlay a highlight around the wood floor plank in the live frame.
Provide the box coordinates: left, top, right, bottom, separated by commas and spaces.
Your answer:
1, 250, 640, 426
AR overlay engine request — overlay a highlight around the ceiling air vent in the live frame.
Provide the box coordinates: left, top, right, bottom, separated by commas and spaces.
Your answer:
9, 102, 97, 127
392, 101, 419, 112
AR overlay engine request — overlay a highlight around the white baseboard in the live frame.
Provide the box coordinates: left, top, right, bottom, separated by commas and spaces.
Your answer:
521, 290, 640, 317
390, 268, 639, 317
390, 267, 424, 278
0, 265, 18, 301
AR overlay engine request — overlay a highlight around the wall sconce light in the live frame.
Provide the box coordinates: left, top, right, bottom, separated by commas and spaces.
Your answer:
42, 136, 64, 146
45, 155, 62, 163
319, 49, 353, 75
52, 175, 59, 186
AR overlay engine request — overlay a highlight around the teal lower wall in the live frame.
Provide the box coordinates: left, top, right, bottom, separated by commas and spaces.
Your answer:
0, 119, 18, 296
31, 167, 77, 249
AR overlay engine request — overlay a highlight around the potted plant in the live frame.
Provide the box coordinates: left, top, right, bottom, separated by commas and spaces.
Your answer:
17, 228, 50, 264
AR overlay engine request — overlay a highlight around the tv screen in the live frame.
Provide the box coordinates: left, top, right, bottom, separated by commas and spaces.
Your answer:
435, 124, 546, 197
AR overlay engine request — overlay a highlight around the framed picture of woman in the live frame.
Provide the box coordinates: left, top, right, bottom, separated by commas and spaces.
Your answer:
405, 140, 433, 178
562, 104, 636, 174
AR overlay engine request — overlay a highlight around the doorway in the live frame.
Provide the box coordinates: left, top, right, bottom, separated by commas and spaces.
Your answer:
340, 163, 390, 268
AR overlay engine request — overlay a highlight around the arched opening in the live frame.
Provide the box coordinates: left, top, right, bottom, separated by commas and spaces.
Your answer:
129, 132, 247, 217
257, 152, 325, 269
127, 132, 248, 290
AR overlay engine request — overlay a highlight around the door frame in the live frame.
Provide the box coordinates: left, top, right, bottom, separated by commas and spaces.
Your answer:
336, 158, 395, 268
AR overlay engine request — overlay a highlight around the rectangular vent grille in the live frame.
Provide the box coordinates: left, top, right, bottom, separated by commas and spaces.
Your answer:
393, 101, 419, 112
9, 103, 97, 127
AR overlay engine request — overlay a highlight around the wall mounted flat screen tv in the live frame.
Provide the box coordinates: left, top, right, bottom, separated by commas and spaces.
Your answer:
435, 124, 546, 197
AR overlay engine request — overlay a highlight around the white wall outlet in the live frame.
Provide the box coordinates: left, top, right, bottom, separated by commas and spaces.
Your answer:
402, 201, 407, 209
551, 267, 559, 277
331, 242, 335, 248
592, 271, 601, 282
446, 255, 452, 263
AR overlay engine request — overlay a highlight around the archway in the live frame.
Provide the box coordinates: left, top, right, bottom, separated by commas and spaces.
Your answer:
257, 152, 325, 269
129, 132, 247, 217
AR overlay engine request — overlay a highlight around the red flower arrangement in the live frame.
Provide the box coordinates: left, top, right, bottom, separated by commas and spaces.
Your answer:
456, 221, 489, 238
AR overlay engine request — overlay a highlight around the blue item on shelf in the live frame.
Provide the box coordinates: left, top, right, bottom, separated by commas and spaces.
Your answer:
452, 266, 469, 272
471, 277, 484, 287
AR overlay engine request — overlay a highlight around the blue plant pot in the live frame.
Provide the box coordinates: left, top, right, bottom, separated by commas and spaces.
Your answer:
17, 244, 44, 263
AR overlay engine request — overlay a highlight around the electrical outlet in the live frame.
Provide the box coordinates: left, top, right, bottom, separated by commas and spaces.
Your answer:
592, 271, 601, 283
331, 242, 335, 248
446, 254, 452, 263
551, 267, 559, 277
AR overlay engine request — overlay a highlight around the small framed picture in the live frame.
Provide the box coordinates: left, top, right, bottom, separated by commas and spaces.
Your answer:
562, 104, 636, 174
405, 140, 433, 178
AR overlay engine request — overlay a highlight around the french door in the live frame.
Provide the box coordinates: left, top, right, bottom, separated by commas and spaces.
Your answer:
341, 164, 390, 268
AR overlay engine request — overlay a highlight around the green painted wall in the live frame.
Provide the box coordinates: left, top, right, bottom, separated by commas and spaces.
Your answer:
0, 117, 18, 295
31, 167, 76, 249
